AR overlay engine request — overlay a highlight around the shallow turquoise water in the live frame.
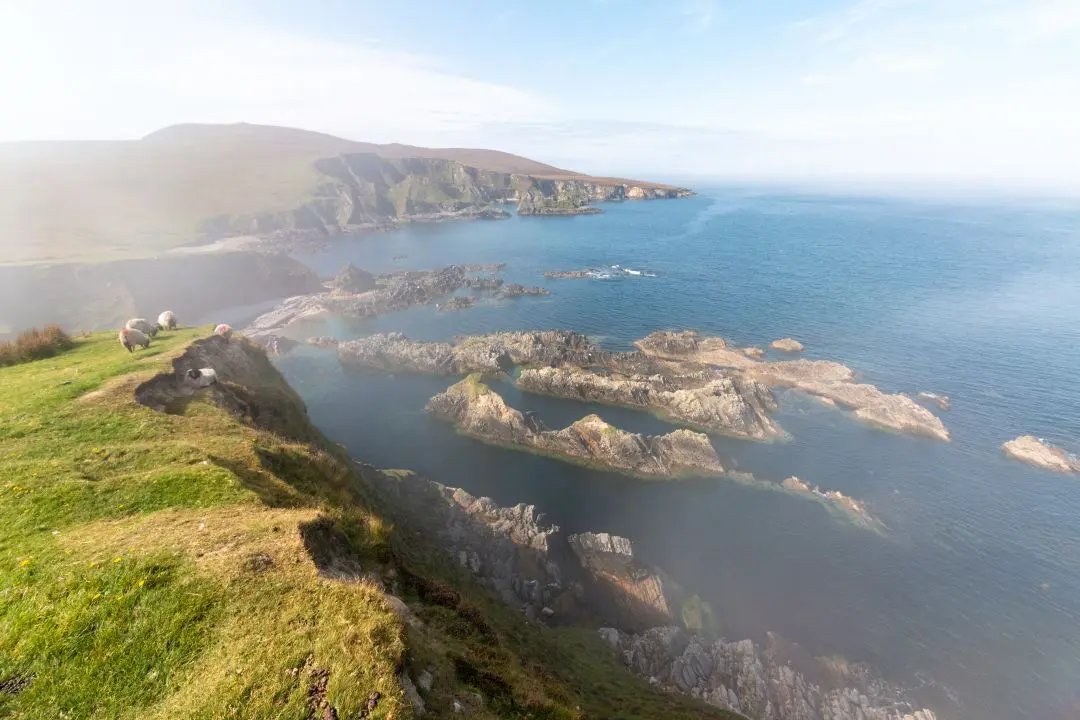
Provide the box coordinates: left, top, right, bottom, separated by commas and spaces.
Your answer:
269, 189, 1080, 720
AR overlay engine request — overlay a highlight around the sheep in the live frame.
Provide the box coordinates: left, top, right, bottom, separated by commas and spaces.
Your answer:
157, 311, 177, 331
125, 318, 159, 337
214, 323, 232, 343
118, 327, 151, 352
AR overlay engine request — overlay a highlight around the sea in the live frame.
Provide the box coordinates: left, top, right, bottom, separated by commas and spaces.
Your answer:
246, 187, 1080, 720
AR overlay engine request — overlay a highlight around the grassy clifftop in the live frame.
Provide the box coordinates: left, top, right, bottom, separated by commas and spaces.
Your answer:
0, 330, 734, 719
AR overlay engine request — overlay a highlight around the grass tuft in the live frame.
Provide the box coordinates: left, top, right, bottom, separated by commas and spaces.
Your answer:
0, 325, 75, 367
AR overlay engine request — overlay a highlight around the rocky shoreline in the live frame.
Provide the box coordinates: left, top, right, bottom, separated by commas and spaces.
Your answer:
426, 375, 727, 478
369, 469, 936, 720
244, 264, 549, 341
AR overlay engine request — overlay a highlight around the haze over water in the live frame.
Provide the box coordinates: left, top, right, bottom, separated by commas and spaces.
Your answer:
266, 188, 1080, 720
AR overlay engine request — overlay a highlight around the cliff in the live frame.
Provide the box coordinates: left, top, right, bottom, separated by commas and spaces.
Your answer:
0, 122, 693, 264
0, 328, 733, 719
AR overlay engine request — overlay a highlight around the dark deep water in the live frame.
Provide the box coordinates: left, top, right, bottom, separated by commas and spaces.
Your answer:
264, 189, 1080, 720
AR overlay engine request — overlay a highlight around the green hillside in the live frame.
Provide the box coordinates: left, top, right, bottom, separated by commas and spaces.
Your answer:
0, 330, 735, 719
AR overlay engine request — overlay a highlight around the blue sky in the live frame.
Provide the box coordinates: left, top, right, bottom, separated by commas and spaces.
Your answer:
2, 0, 1079, 187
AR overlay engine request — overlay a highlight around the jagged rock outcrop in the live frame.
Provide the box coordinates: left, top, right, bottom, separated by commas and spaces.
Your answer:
517, 365, 783, 441
426, 375, 726, 477
245, 265, 483, 339
636, 330, 759, 369
601, 627, 937, 720
337, 333, 514, 375
637, 331, 949, 442
771, 338, 805, 353
366, 471, 680, 628
746, 362, 950, 442
329, 262, 376, 293
437, 296, 474, 312
1002, 435, 1079, 473
569, 532, 684, 629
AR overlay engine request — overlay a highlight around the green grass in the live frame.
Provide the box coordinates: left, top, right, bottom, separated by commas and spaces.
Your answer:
0, 329, 736, 719
0, 329, 407, 719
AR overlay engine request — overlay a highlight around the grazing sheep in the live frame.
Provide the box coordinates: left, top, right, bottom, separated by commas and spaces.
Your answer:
214, 324, 232, 343
184, 368, 217, 387
118, 327, 151, 352
157, 311, 177, 331
125, 318, 159, 337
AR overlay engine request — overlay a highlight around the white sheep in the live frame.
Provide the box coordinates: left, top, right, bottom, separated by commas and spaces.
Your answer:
157, 311, 177, 331
214, 323, 233, 343
125, 318, 159, 337
118, 327, 151, 352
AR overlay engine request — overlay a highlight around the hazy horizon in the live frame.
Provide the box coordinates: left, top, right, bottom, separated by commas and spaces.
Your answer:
2, 0, 1079, 191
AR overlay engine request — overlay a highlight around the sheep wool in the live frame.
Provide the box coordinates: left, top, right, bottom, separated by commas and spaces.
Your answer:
125, 318, 159, 337
214, 324, 232, 342
119, 327, 151, 352
157, 311, 177, 331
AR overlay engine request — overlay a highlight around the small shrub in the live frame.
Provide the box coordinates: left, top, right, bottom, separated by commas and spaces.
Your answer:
0, 325, 76, 367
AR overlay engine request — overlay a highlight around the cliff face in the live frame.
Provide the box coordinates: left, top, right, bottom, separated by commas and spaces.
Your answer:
202, 153, 694, 235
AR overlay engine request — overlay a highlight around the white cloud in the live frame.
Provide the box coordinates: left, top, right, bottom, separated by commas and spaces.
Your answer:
0, 4, 560, 144
801, 74, 829, 85
867, 53, 940, 74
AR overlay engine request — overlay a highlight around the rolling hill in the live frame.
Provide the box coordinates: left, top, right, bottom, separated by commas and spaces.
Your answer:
0, 123, 690, 265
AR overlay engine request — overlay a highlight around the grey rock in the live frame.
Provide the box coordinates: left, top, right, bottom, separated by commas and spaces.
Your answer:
400, 672, 425, 716
427, 376, 727, 478
417, 669, 434, 693
603, 627, 938, 720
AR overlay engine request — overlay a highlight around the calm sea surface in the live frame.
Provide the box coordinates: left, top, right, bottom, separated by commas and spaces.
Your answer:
261, 188, 1080, 720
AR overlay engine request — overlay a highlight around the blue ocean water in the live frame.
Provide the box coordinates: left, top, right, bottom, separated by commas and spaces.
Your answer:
266, 189, 1080, 720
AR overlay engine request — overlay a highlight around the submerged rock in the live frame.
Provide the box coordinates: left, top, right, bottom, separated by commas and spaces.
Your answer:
917, 392, 951, 411
745, 361, 950, 442
517, 364, 783, 441
742, 346, 766, 359
601, 627, 938, 720
771, 337, 805, 352
782, 476, 881, 530
426, 375, 726, 477
543, 270, 591, 279
499, 283, 551, 298
1002, 435, 1079, 473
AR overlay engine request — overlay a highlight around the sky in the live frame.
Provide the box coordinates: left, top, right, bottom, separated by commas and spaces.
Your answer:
1, 0, 1079, 188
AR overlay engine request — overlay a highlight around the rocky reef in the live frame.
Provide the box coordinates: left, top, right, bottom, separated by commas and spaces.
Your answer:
517, 365, 783, 441
600, 626, 938, 720
426, 375, 727, 478
781, 476, 881, 531
1002, 435, 1079, 473
499, 283, 550, 298
245, 265, 552, 341
637, 331, 949, 442
544, 270, 592, 279
771, 338, 805, 353
917, 392, 951, 411
636, 330, 760, 369
437, 296, 475, 312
